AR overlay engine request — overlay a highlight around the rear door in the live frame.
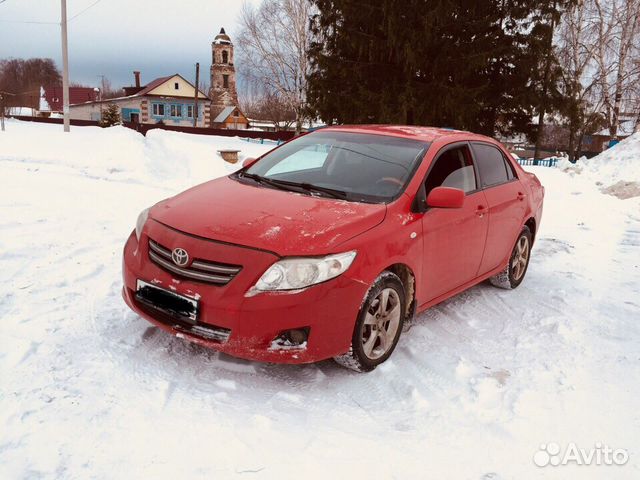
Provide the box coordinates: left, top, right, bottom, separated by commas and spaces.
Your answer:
471, 142, 527, 275
420, 142, 489, 301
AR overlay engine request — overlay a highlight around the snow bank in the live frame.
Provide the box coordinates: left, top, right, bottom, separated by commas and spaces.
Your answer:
0, 119, 272, 190
559, 132, 640, 198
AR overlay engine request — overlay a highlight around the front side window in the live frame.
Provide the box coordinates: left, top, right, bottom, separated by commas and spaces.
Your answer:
424, 145, 477, 196
240, 131, 430, 203
187, 105, 194, 118
152, 103, 165, 116
472, 143, 512, 187
170, 105, 182, 117
223, 75, 229, 88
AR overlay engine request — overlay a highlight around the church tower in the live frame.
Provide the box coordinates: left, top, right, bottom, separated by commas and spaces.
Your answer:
209, 28, 238, 118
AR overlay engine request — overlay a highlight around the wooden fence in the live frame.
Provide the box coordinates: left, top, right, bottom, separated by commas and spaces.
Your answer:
8, 115, 296, 142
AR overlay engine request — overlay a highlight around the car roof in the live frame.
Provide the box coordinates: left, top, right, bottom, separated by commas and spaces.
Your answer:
321, 124, 495, 144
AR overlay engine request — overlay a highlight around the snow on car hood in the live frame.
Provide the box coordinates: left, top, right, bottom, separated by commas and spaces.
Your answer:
150, 176, 386, 255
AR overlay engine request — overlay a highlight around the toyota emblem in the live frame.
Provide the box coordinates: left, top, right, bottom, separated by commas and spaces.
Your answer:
171, 247, 189, 267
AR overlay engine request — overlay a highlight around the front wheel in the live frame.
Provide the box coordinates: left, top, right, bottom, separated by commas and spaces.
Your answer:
334, 272, 406, 372
489, 225, 532, 289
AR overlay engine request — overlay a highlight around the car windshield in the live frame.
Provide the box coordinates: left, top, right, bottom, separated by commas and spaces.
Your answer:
236, 131, 431, 203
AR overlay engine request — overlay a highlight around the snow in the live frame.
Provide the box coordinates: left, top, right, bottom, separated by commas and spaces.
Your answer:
559, 132, 640, 198
1, 119, 639, 479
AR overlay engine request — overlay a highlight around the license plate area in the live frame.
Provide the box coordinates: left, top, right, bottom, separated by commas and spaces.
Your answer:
135, 279, 199, 324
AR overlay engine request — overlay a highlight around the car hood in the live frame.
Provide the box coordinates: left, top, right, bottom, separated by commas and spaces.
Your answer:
150, 176, 386, 256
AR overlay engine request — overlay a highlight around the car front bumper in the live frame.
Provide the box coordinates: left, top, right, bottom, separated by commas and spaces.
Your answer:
121, 226, 367, 364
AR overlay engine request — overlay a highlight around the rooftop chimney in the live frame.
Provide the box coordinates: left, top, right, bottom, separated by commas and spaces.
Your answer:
133, 71, 141, 88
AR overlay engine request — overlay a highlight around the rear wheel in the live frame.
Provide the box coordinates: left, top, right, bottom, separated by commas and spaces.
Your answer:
489, 226, 532, 289
334, 272, 406, 372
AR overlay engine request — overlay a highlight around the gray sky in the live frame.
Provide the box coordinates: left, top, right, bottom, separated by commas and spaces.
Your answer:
0, 0, 261, 89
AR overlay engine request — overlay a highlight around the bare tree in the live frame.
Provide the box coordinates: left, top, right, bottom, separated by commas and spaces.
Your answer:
237, 0, 313, 134
556, 1, 605, 160
593, 0, 640, 141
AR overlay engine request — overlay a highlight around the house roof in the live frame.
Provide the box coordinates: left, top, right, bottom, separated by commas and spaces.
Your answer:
43, 86, 98, 111
213, 106, 238, 123
135, 75, 173, 96
69, 74, 209, 106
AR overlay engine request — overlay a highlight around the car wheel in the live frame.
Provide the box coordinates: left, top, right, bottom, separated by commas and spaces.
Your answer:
489, 225, 532, 289
334, 272, 406, 372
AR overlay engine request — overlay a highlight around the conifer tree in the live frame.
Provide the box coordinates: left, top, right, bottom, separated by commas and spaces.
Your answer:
307, 0, 575, 137
100, 103, 121, 127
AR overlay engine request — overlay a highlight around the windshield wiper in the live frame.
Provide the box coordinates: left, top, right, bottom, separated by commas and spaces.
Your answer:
297, 182, 348, 199
239, 172, 347, 199
239, 172, 300, 193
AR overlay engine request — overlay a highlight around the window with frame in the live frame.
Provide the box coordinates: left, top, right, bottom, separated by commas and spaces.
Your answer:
424, 145, 477, 197
472, 143, 513, 187
152, 103, 165, 116
187, 105, 194, 118
174, 82, 179, 90
170, 105, 182, 117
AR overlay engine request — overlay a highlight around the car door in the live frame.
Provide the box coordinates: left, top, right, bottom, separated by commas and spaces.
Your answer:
471, 142, 527, 275
420, 142, 489, 301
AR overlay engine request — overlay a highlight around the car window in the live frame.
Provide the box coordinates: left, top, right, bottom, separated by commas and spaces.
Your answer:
424, 145, 477, 196
472, 143, 512, 187
265, 145, 329, 176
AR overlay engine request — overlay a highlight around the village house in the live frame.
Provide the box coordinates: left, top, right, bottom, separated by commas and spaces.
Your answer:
69, 72, 209, 127
68, 28, 247, 129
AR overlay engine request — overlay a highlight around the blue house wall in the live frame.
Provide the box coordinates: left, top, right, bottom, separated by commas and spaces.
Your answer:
150, 100, 204, 124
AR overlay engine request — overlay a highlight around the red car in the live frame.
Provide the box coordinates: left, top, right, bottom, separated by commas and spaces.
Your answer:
122, 126, 544, 372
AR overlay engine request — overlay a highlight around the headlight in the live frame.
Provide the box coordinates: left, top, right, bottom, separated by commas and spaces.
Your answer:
135, 207, 150, 241
252, 251, 357, 292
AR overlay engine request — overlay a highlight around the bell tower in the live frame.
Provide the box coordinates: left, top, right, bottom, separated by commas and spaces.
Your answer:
210, 27, 238, 118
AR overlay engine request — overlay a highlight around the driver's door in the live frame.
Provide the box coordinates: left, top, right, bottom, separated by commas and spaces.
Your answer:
420, 143, 489, 301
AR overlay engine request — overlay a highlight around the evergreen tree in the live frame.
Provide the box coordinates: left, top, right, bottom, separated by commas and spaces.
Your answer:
308, 0, 575, 137
100, 103, 121, 127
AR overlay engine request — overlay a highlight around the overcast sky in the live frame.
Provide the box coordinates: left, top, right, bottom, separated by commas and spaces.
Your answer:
0, 0, 262, 89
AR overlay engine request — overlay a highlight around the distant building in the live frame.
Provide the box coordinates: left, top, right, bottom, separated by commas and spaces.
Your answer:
209, 28, 247, 129
68, 28, 249, 129
69, 72, 209, 126
39, 85, 98, 115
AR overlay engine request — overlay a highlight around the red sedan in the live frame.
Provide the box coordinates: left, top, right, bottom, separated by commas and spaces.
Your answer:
122, 126, 544, 372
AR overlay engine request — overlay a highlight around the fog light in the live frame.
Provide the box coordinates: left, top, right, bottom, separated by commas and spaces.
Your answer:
270, 328, 309, 351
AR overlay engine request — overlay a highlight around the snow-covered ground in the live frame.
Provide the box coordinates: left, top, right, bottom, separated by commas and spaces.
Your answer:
1, 120, 639, 479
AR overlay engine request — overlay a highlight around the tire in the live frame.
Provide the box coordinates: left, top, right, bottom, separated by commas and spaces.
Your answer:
489, 226, 532, 290
334, 272, 406, 372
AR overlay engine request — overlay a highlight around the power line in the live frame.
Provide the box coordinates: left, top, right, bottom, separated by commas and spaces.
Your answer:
69, 0, 101, 22
0, 0, 102, 25
0, 19, 58, 25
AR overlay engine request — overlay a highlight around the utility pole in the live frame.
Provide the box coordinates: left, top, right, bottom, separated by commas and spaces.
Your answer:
193, 62, 200, 128
60, 0, 70, 132
0, 91, 16, 132
0, 92, 5, 132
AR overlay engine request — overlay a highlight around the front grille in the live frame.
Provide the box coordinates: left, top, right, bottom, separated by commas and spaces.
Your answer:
148, 239, 242, 285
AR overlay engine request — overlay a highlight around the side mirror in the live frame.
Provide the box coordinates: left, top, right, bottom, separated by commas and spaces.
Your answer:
426, 186, 465, 209
242, 157, 257, 169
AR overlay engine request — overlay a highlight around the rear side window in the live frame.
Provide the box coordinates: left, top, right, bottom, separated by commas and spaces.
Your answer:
424, 145, 477, 196
472, 143, 512, 187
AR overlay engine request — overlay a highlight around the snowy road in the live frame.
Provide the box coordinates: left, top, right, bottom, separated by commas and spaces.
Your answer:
1, 121, 639, 479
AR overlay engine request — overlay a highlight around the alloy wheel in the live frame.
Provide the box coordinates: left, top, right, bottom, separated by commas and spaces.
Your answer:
361, 288, 402, 360
511, 235, 530, 281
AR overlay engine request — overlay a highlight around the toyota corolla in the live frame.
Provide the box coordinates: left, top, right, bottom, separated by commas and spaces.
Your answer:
122, 125, 544, 372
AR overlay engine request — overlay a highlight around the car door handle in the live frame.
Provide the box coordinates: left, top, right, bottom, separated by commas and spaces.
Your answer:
476, 205, 486, 218
517, 192, 526, 201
